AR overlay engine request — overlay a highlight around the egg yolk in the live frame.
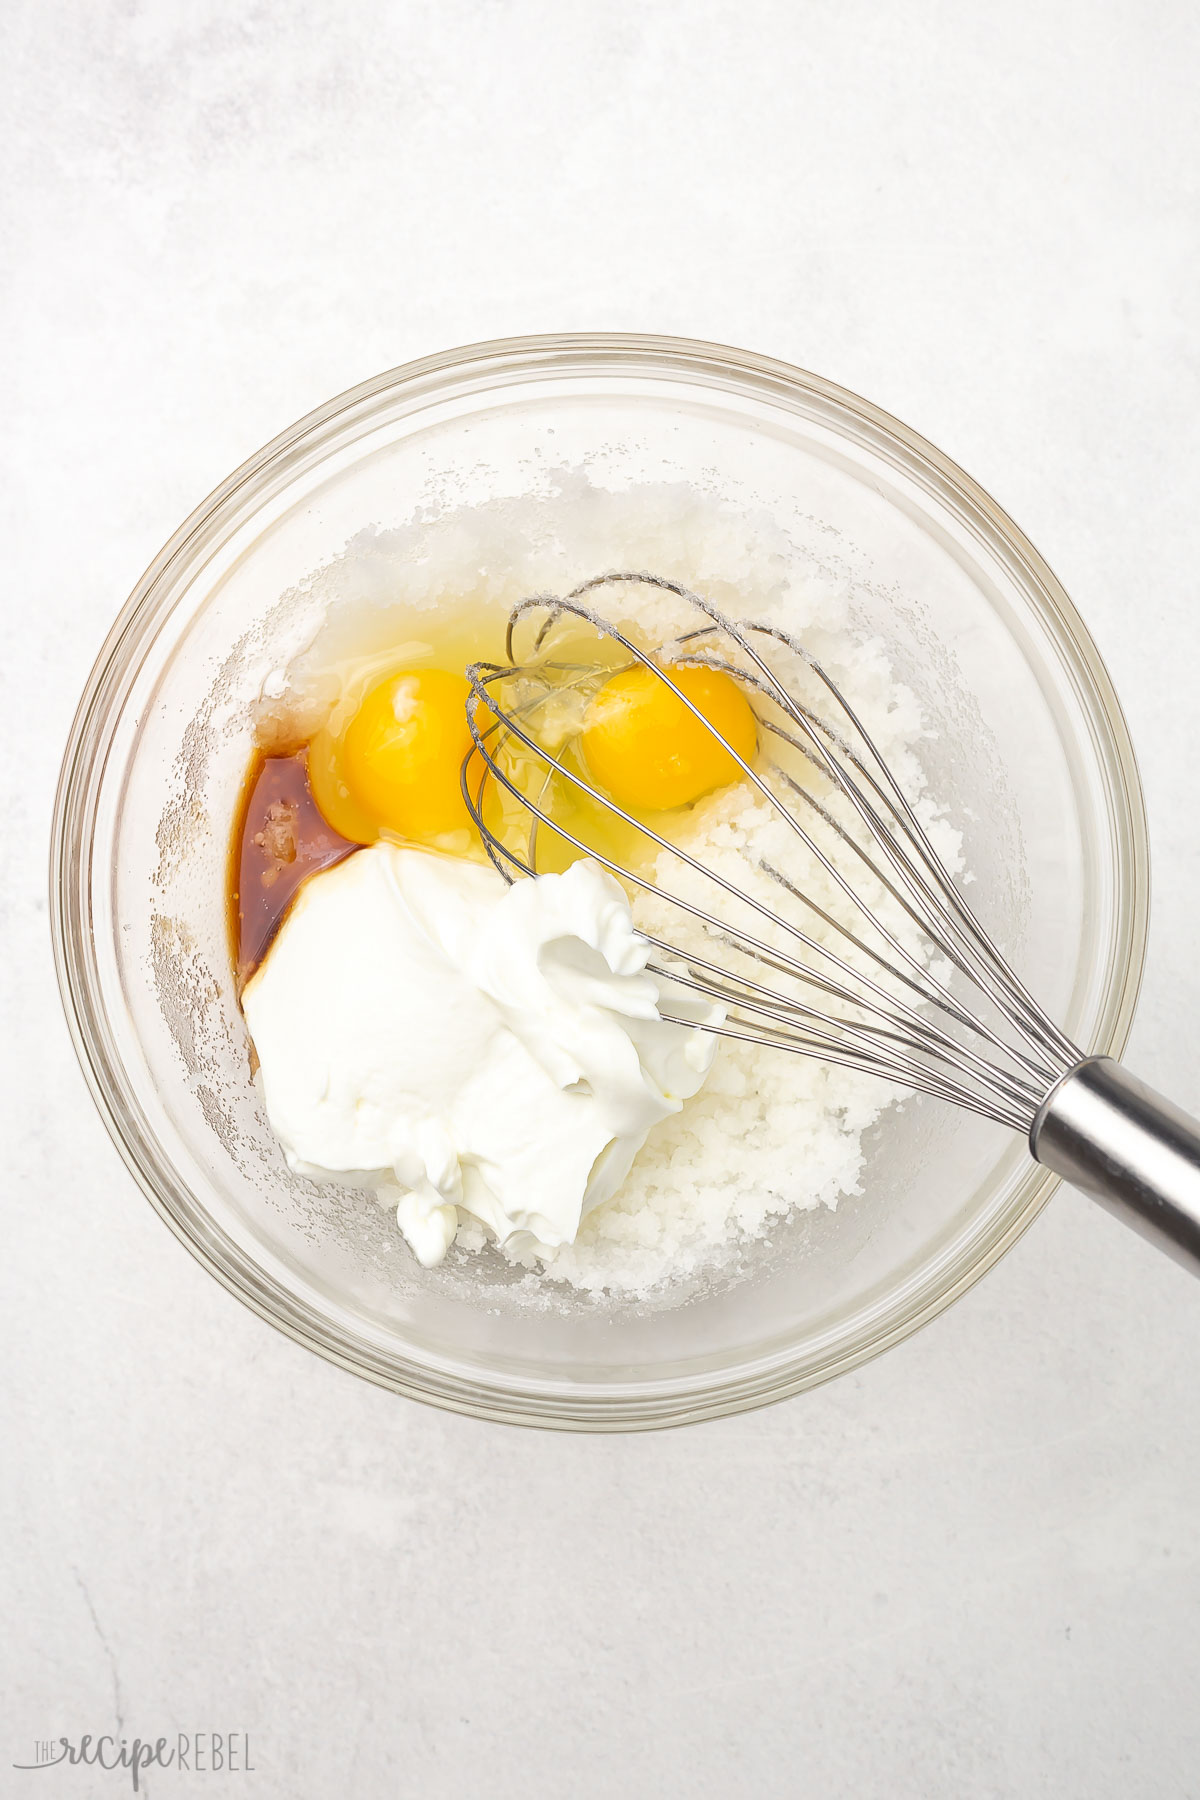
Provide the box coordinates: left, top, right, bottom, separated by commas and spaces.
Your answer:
311, 667, 484, 846
581, 663, 758, 812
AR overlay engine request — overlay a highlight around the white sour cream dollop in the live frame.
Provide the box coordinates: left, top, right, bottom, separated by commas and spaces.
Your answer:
242, 844, 719, 1266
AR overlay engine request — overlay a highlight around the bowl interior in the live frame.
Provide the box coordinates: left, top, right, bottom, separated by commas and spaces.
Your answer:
57, 341, 1145, 1425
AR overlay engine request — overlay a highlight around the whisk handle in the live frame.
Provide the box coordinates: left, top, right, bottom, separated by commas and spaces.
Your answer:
1031, 1057, 1200, 1274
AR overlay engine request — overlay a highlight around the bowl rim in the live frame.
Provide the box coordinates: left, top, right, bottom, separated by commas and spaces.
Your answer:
50, 330, 1151, 1430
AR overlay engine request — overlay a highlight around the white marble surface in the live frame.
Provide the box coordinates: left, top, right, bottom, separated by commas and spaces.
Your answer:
5, 3, 1200, 1795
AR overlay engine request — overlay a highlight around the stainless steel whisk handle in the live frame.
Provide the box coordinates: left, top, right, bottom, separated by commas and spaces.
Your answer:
1031, 1058, 1200, 1273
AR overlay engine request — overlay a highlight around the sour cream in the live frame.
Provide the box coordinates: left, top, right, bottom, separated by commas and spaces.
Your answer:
241, 844, 718, 1265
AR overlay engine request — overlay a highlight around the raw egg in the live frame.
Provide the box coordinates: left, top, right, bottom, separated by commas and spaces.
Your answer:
309, 667, 484, 846
581, 663, 758, 812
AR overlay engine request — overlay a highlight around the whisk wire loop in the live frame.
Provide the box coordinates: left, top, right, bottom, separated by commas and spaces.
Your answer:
463, 572, 1083, 1135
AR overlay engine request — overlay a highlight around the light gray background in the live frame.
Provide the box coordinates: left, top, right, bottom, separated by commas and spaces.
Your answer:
5, 3, 1199, 1796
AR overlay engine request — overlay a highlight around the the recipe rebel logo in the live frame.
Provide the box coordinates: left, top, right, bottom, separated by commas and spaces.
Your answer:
13, 1732, 255, 1790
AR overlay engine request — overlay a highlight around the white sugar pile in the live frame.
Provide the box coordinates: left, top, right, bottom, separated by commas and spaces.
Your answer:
517, 770, 961, 1295
270, 474, 960, 1298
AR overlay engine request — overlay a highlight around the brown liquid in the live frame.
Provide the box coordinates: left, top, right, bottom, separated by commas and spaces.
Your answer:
230, 752, 357, 984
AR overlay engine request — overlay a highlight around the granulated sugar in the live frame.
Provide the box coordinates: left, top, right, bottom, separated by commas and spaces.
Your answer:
270, 474, 960, 1299
516, 774, 960, 1296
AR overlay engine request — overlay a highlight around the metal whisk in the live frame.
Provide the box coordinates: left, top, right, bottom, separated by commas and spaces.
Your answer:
463, 572, 1200, 1274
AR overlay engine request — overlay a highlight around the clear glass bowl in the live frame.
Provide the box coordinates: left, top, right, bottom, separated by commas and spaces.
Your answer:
51, 334, 1148, 1429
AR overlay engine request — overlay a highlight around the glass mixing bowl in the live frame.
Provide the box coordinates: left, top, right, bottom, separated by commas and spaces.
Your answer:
51, 334, 1148, 1429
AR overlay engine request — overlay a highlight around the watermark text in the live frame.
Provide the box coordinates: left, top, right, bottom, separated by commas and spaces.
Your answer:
14, 1732, 255, 1791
